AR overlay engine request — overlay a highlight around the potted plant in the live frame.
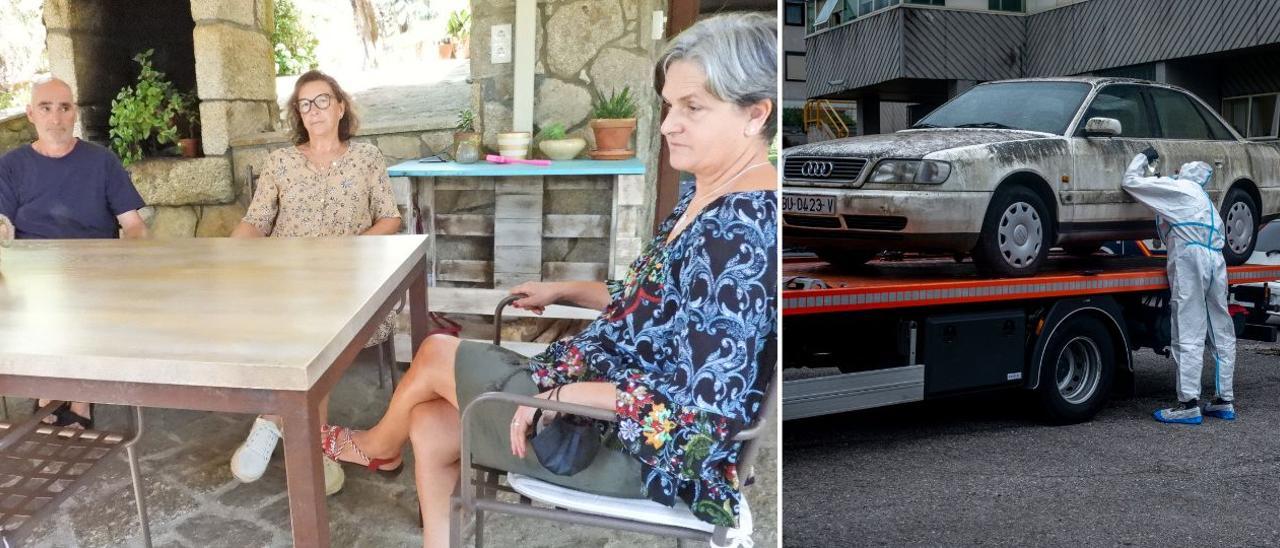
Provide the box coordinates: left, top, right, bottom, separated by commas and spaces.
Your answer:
108, 49, 185, 166
447, 10, 471, 59
453, 108, 481, 161
536, 122, 586, 161
589, 86, 638, 160
438, 38, 455, 60
177, 91, 201, 158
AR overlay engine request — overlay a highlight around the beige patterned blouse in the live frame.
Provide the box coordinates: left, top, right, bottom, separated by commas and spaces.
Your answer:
242, 141, 402, 345
243, 142, 400, 237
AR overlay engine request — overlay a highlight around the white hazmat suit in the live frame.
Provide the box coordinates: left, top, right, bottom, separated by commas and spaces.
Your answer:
1122, 153, 1235, 413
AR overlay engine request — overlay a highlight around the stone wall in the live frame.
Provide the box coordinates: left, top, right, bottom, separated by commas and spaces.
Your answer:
0, 112, 35, 154
471, 0, 667, 245
190, 0, 278, 156
45, 0, 280, 154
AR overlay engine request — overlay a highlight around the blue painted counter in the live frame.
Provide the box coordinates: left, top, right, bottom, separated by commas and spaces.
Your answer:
387, 158, 645, 178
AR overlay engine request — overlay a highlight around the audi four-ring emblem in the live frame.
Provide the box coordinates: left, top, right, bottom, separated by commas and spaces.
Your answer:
800, 160, 834, 178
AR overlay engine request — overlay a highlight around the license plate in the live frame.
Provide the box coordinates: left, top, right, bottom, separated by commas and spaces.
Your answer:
782, 193, 836, 215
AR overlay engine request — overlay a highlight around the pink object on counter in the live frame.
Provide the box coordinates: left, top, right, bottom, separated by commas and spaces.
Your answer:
485, 154, 551, 166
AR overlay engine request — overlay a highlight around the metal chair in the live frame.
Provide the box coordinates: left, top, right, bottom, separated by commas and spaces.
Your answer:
0, 402, 151, 547
449, 296, 775, 547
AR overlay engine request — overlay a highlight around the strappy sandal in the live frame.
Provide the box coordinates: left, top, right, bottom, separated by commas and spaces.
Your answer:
427, 312, 462, 338
33, 401, 94, 429
55, 402, 95, 429
320, 424, 402, 476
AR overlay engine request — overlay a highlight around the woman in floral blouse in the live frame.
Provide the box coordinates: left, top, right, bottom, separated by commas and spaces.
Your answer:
323, 13, 777, 547
226, 70, 402, 496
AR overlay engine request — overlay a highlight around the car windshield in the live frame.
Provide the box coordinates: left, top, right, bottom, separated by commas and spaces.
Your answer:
914, 81, 1092, 135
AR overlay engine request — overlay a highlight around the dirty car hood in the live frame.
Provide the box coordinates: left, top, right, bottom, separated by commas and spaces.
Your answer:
784, 128, 1051, 159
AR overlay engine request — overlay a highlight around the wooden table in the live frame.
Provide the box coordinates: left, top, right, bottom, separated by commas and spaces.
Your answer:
0, 235, 429, 546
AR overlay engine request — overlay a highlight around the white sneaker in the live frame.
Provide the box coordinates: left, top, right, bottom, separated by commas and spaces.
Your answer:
323, 456, 345, 496
230, 417, 344, 495
230, 417, 282, 482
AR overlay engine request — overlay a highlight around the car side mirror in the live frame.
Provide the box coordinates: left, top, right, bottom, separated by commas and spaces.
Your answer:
1083, 117, 1122, 137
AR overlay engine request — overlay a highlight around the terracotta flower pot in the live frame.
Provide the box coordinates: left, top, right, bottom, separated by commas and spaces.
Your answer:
439, 42, 455, 60
179, 138, 201, 158
590, 118, 637, 152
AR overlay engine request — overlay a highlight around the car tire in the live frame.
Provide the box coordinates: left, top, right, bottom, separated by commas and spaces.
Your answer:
973, 186, 1051, 277
816, 249, 879, 270
1036, 314, 1115, 425
1221, 187, 1259, 265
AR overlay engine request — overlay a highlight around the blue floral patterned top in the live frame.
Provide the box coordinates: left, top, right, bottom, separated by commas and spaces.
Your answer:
527, 187, 777, 527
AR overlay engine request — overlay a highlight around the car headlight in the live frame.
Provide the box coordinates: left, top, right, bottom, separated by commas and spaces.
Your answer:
868, 159, 951, 184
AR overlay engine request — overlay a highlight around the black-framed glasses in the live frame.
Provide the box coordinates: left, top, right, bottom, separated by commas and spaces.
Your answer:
297, 93, 333, 113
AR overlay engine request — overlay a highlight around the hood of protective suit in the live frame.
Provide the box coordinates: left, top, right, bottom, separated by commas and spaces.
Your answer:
1178, 161, 1213, 187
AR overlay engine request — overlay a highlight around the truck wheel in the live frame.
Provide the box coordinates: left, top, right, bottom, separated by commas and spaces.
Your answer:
816, 249, 879, 270
1036, 314, 1115, 424
973, 186, 1051, 278
1221, 187, 1259, 265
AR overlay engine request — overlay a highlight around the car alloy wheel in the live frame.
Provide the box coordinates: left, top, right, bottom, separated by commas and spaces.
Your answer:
998, 201, 1043, 269
1225, 201, 1254, 255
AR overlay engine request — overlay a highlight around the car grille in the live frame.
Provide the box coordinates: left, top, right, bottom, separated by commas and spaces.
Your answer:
784, 214, 842, 229
783, 156, 868, 186
842, 215, 907, 231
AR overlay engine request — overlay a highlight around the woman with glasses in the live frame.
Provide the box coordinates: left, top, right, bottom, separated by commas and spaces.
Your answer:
226, 70, 402, 495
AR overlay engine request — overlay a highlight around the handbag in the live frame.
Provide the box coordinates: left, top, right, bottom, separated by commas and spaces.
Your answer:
528, 386, 601, 476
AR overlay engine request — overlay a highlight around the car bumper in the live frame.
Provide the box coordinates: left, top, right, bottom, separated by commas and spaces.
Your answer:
782, 189, 991, 253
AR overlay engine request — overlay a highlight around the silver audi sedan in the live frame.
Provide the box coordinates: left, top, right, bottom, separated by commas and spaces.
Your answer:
783, 77, 1280, 277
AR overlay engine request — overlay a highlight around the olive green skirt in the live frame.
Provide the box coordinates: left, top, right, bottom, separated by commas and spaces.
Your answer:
453, 340, 643, 498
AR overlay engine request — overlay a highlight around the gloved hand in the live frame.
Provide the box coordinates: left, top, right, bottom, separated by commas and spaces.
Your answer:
1140, 147, 1160, 163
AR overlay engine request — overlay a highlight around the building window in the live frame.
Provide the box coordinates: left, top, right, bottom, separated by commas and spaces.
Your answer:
786, 1, 806, 26
1223, 94, 1280, 140
907, 0, 945, 5
786, 52, 807, 82
988, 0, 1024, 12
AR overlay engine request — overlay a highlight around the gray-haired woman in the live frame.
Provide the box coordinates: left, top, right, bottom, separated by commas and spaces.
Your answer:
323, 13, 778, 547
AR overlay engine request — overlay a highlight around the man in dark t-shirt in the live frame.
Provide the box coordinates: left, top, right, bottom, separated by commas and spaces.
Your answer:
0, 77, 149, 429
0, 78, 148, 240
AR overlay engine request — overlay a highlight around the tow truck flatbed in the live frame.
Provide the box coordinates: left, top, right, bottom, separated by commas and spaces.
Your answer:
782, 255, 1280, 421
784, 257, 1280, 316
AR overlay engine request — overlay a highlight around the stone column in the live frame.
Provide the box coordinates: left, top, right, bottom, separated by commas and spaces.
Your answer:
191, 0, 278, 156
42, 0, 107, 140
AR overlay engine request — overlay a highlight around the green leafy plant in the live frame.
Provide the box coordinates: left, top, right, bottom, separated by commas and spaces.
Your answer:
446, 9, 471, 43
176, 91, 200, 139
272, 0, 319, 76
591, 87, 637, 119
536, 122, 567, 141
455, 108, 475, 132
108, 50, 184, 166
